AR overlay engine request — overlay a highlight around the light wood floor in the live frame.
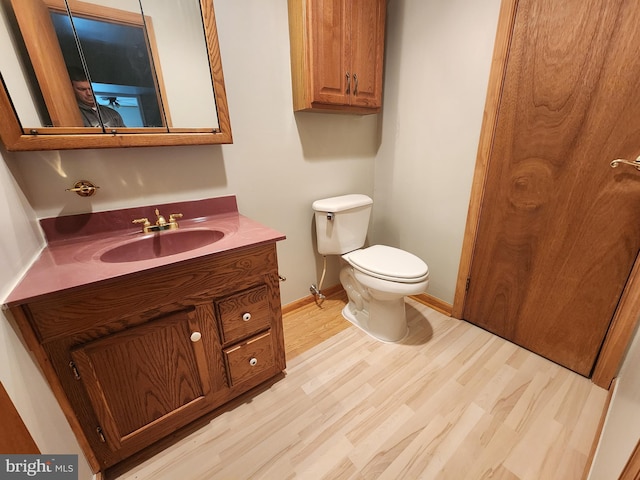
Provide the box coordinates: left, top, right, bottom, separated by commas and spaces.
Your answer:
282, 289, 353, 359
115, 292, 607, 479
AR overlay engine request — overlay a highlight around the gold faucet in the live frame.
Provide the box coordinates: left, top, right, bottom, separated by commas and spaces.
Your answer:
155, 208, 167, 226
132, 209, 183, 233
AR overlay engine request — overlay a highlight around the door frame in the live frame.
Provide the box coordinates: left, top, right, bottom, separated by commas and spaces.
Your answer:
451, 0, 640, 390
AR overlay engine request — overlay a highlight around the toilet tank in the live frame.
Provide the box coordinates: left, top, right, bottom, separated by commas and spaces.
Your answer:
312, 194, 373, 255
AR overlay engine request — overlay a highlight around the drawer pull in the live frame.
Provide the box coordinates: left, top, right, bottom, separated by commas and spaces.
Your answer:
190, 331, 202, 342
69, 361, 81, 380
242, 312, 252, 322
249, 357, 258, 367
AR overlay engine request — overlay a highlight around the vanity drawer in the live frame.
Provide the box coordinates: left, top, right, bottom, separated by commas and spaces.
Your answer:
216, 285, 271, 343
224, 332, 275, 386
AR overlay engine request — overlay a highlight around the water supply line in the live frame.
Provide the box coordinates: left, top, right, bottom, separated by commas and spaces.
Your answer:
310, 255, 327, 306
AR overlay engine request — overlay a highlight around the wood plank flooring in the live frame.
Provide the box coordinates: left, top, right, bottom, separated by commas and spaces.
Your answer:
283, 290, 352, 359
115, 292, 607, 479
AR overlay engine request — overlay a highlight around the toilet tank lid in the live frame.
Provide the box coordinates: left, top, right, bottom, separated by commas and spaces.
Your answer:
312, 194, 373, 212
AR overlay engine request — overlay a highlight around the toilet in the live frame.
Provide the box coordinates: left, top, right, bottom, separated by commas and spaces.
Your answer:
312, 194, 429, 342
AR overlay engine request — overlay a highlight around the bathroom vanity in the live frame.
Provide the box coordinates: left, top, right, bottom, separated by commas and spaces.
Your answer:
4, 196, 286, 474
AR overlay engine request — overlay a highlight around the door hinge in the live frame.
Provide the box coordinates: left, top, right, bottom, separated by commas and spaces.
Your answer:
96, 426, 106, 443
465, 277, 471, 292
69, 361, 81, 380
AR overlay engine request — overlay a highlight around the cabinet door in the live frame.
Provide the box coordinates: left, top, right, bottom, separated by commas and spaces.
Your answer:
70, 305, 227, 453
310, 0, 350, 106
349, 0, 385, 108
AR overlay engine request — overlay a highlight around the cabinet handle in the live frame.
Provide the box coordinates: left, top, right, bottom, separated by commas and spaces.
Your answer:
242, 312, 252, 322
353, 73, 358, 95
346, 71, 350, 94
190, 331, 202, 342
69, 361, 81, 380
249, 357, 258, 367
96, 426, 106, 443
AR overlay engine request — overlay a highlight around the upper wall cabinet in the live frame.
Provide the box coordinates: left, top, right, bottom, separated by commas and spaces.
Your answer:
287, 0, 386, 115
0, 0, 232, 151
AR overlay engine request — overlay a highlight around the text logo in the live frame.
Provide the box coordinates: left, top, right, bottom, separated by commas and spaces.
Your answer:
0, 455, 77, 480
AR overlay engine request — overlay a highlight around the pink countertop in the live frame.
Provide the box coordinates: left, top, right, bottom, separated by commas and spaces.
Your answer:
5, 195, 285, 306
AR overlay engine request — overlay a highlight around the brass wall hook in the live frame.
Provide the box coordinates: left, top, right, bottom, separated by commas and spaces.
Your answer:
66, 180, 100, 197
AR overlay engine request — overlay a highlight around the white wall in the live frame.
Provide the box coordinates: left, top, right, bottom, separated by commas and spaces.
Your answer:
589, 322, 640, 479
373, 0, 502, 304
0, 148, 93, 479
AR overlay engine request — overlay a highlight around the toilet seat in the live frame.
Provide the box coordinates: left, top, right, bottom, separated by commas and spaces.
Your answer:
344, 245, 429, 283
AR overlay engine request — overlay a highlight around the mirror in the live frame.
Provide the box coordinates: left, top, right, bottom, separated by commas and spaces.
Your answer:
0, 0, 232, 150
50, 2, 167, 128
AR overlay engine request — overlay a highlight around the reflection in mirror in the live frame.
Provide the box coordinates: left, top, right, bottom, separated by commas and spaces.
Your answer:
8, 0, 178, 130
52, 3, 166, 128
0, 0, 230, 149
140, 0, 219, 129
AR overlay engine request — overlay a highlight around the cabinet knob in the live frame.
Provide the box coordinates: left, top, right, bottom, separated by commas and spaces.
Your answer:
249, 357, 258, 367
190, 331, 202, 342
242, 312, 252, 322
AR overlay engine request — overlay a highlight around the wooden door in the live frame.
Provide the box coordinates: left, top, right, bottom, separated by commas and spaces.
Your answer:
0, 382, 39, 454
71, 305, 228, 454
310, 0, 350, 106
349, 0, 385, 109
463, 0, 640, 376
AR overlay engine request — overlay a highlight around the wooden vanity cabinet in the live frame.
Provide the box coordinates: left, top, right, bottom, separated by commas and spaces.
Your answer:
288, 0, 386, 114
10, 243, 285, 473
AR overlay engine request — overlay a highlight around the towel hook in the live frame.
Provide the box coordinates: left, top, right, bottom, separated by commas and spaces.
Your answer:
66, 180, 100, 197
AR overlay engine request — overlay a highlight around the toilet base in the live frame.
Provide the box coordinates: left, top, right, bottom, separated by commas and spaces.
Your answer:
341, 299, 409, 343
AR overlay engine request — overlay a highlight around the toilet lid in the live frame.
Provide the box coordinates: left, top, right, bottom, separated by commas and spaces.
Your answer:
346, 245, 429, 283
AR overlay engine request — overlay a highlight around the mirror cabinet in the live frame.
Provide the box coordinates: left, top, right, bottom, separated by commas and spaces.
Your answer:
0, 0, 232, 150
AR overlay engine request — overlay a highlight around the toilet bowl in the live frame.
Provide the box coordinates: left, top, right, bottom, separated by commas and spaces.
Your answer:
312, 194, 430, 343
340, 245, 429, 342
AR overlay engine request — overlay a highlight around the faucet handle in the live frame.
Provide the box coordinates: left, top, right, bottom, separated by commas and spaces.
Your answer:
132, 217, 151, 233
169, 213, 183, 229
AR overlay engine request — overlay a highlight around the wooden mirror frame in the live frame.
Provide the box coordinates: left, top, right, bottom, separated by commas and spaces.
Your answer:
0, 0, 232, 151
